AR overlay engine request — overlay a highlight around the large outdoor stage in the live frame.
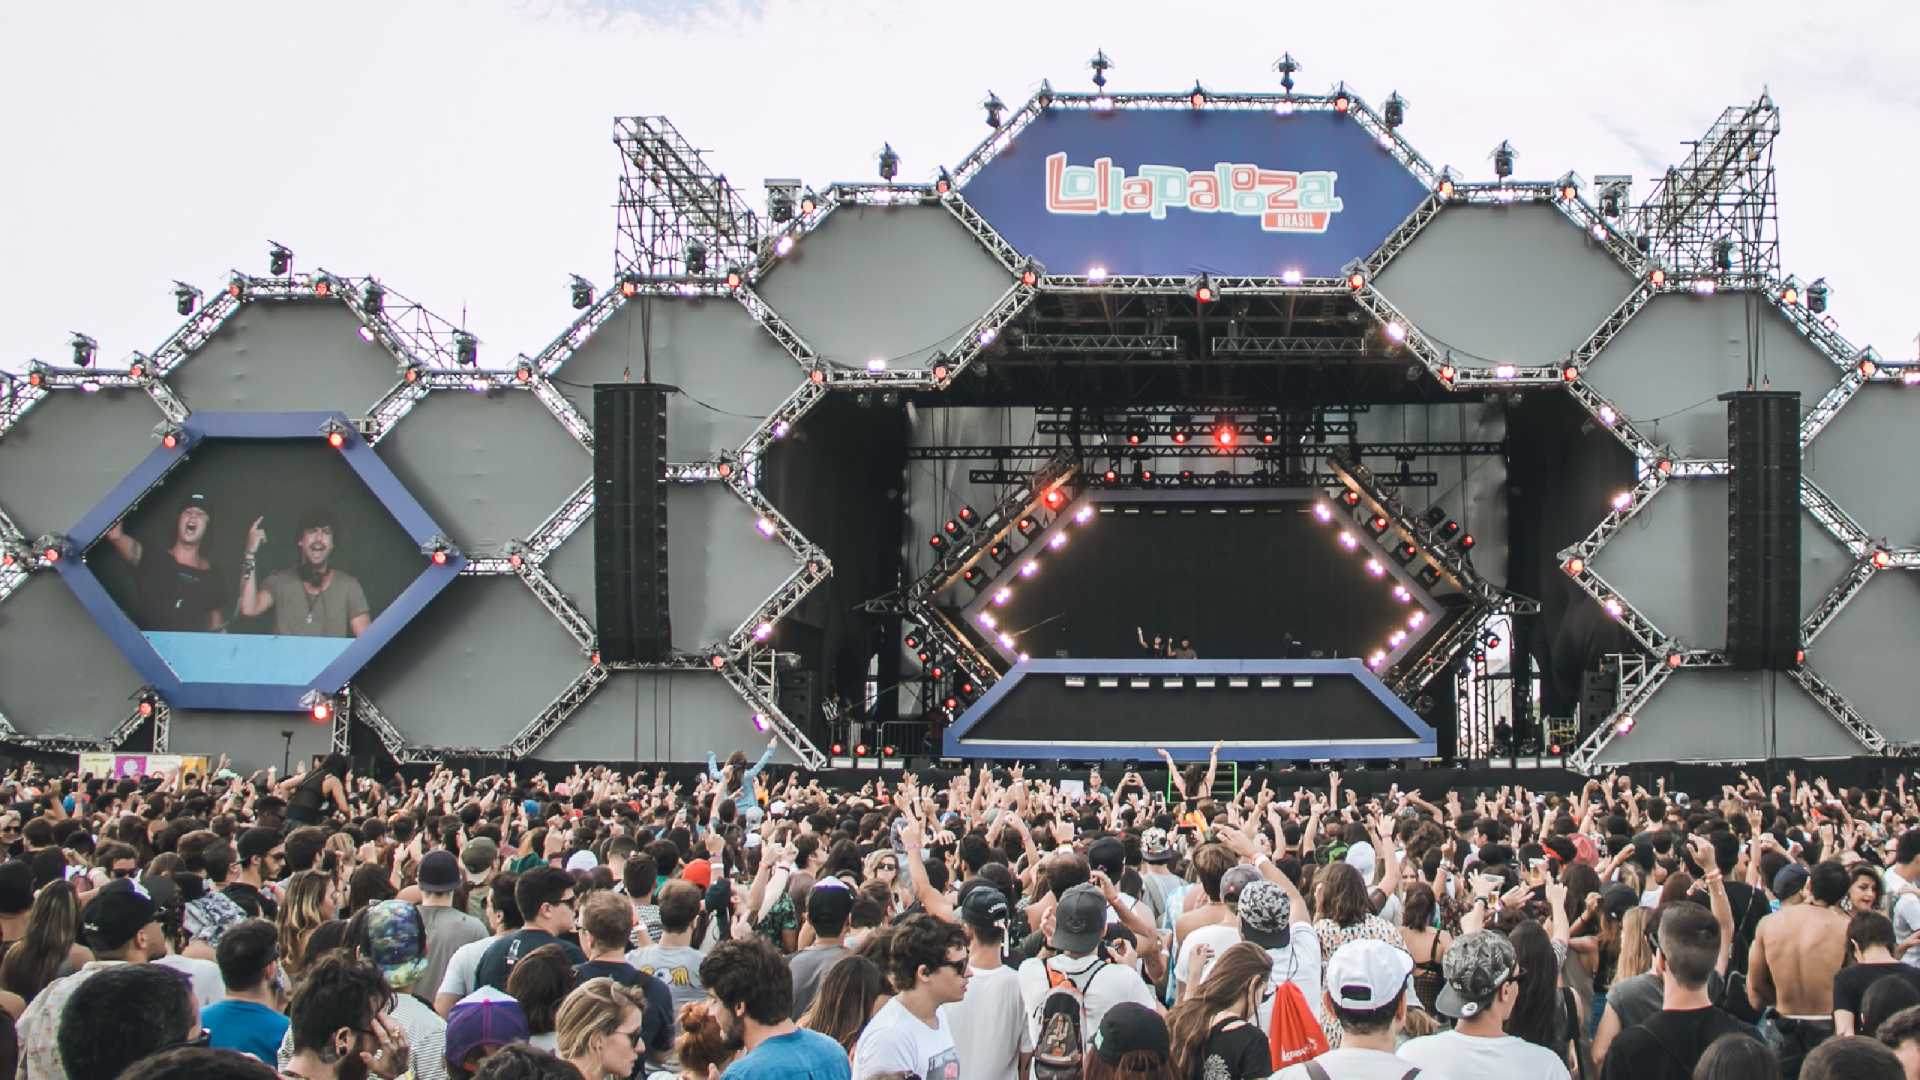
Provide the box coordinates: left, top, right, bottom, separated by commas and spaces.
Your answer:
0, 58, 1915, 776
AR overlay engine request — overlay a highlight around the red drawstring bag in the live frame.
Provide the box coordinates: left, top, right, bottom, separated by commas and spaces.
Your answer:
1268, 981, 1330, 1069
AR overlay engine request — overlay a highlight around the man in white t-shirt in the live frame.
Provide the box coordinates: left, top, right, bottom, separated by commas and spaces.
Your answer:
435, 877, 513, 1017
853, 913, 969, 1080
1398, 930, 1569, 1080
1884, 832, 1920, 969
1276, 939, 1449, 1080
1017, 884, 1161, 1046
1237, 879, 1324, 1030
942, 884, 1032, 1080
1176, 865, 1261, 996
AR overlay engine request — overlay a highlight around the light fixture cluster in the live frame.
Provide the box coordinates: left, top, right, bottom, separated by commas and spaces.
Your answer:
1311, 495, 1438, 671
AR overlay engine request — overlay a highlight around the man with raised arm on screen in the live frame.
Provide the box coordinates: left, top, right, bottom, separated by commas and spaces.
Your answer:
237, 508, 372, 637
100, 493, 229, 631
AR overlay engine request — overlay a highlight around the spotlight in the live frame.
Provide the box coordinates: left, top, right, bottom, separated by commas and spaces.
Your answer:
877, 143, 900, 182
1332, 83, 1351, 113
1806, 277, 1829, 314
904, 629, 922, 649
1337, 530, 1358, 550
1859, 355, 1878, 378
725, 267, 744, 290
753, 621, 773, 641
1649, 268, 1667, 287
157, 422, 184, 450
1341, 490, 1361, 507
1597, 404, 1618, 427
362, 279, 384, 314
1016, 516, 1036, 535
1394, 541, 1418, 564
1600, 185, 1624, 217
755, 517, 778, 538
1384, 321, 1407, 343
514, 361, 533, 384
430, 545, 450, 566
1274, 51, 1299, 95
1490, 141, 1516, 181
1367, 514, 1389, 535
312, 273, 333, 298
1189, 81, 1206, 108
173, 282, 201, 317
956, 505, 976, 525
993, 587, 1011, 606
268, 242, 292, 276
322, 418, 351, 449
983, 91, 1006, 129
1088, 48, 1112, 90
1615, 715, 1635, 735
929, 533, 946, 550
684, 240, 707, 275
568, 276, 594, 310
1347, 271, 1366, 290
1019, 560, 1038, 577
1382, 91, 1407, 129
774, 234, 794, 257
1213, 422, 1236, 447
1713, 237, 1734, 274
943, 519, 960, 535
1873, 549, 1891, 569
1171, 428, 1190, 446
1042, 489, 1065, 510
227, 276, 246, 300
310, 699, 332, 723
866, 357, 887, 374
1193, 274, 1216, 304
1438, 363, 1456, 383
1437, 175, 1456, 199
1102, 467, 1117, 483
69, 333, 96, 368
1781, 284, 1799, 305
1562, 365, 1580, 382
1125, 431, 1143, 446
1603, 597, 1623, 617
1610, 490, 1633, 511
768, 189, 795, 223
800, 190, 818, 216
453, 330, 478, 367
1484, 631, 1502, 649
1458, 533, 1476, 550
936, 168, 953, 195
1074, 505, 1093, 524
1666, 652, 1684, 669
709, 653, 728, 670
1020, 264, 1040, 288
752, 712, 770, 733
987, 541, 1009, 564
1416, 565, 1442, 588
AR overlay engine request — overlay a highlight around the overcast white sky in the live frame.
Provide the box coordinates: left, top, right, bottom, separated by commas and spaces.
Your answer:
2, 1, 1914, 374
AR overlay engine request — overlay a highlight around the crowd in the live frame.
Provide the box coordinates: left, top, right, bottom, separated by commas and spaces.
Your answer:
0, 743, 1916, 1080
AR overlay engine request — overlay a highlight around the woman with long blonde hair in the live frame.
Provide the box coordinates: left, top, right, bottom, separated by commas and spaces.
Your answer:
555, 977, 649, 1080
275, 869, 336, 978
1166, 942, 1274, 1080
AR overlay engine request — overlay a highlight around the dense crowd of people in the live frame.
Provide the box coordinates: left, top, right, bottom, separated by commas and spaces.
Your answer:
0, 743, 1917, 1080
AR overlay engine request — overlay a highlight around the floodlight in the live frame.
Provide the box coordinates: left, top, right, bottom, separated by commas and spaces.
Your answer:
684, 239, 708, 274
173, 282, 201, 317
454, 330, 478, 367
1383, 91, 1407, 129
268, 242, 292, 276
569, 275, 594, 310
877, 143, 900, 182
69, 333, 96, 368
1491, 141, 1516, 180
983, 91, 1006, 129
1088, 49, 1112, 90
362, 279, 384, 315
1273, 52, 1299, 95
1807, 278, 1829, 314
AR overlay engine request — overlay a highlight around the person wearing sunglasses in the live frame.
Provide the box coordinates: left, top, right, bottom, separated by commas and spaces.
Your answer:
556, 978, 650, 1080
851, 913, 969, 1080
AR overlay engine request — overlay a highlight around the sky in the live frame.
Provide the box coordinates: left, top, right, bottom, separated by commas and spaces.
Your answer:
2, 1, 1915, 375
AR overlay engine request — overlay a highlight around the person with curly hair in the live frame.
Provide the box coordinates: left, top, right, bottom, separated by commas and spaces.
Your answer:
699, 936, 849, 1079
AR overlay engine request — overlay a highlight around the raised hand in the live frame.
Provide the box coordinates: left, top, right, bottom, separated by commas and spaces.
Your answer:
246, 516, 267, 555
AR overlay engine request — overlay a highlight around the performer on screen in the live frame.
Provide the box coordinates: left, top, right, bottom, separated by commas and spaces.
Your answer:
237, 509, 372, 637
1136, 627, 1199, 658
99, 492, 229, 631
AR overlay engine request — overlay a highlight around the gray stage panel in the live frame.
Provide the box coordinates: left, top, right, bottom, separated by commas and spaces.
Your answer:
1594, 668, 1863, 764
1585, 295, 1840, 460
551, 298, 802, 462
166, 710, 334, 774
1372, 205, 1635, 368
756, 205, 1012, 370
536, 670, 804, 764
356, 576, 586, 750
0, 573, 147, 741
1801, 511, 1859, 623
1805, 570, 1920, 743
375, 391, 588, 552
1805, 385, 1920, 548
169, 302, 400, 416
542, 525, 597, 626
668, 484, 797, 649
1590, 478, 1728, 648
0, 388, 161, 539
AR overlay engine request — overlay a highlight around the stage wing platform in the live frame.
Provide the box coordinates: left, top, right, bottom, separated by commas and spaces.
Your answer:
943, 658, 1436, 761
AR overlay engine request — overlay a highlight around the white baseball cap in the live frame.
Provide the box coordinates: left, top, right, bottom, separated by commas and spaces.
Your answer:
1324, 938, 1414, 1011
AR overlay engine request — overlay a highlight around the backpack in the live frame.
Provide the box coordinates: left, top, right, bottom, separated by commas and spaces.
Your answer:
1266, 979, 1330, 1068
1033, 958, 1106, 1080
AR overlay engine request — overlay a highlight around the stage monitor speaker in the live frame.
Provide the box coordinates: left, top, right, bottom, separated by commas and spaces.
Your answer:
1581, 669, 1616, 725
777, 670, 818, 730
1723, 390, 1801, 670
594, 384, 671, 664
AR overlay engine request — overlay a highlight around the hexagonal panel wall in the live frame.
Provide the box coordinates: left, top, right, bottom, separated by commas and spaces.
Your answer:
0, 388, 161, 539
168, 710, 334, 774
1585, 295, 1839, 460
1801, 510, 1858, 623
1805, 386, 1920, 548
538, 671, 803, 764
0, 573, 146, 741
667, 485, 797, 649
356, 576, 584, 749
1373, 205, 1636, 369
551, 298, 799, 461
1806, 571, 1920, 743
375, 391, 587, 552
1590, 479, 1729, 648
542, 525, 598, 627
1593, 668, 1861, 764
170, 302, 399, 415
756, 205, 1011, 369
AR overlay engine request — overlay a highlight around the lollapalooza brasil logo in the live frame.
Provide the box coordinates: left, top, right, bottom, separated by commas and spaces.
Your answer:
1044, 152, 1343, 233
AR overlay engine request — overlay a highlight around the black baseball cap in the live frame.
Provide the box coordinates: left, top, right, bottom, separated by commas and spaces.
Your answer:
807, 879, 854, 927
236, 827, 279, 865
1094, 1002, 1171, 1065
958, 882, 1010, 929
82, 878, 164, 951
418, 850, 461, 894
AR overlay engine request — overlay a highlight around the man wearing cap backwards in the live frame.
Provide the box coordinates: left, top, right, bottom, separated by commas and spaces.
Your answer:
1398, 930, 1570, 1080
101, 493, 230, 630
16, 876, 173, 1080
1017, 883, 1161, 1048
413, 849, 488, 1004
1275, 938, 1443, 1080
945, 881, 1034, 1080
238, 507, 372, 637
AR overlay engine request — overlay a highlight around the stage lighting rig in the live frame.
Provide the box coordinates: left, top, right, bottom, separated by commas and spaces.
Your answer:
362, 278, 384, 315
983, 91, 1006, 129
767, 182, 797, 223
154, 421, 185, 450
172, 282, 201, 317
268, 242, 292, 276
454, 330, 478, 367
1332, 82, 1351, 113
936, 168, 953, 195
1806, 277, 1829, 314
1088, 49, 1113, 90
1713, 237, 1734, 274
877, 143, 900, 182
1382, 91, 1407, 129
1193, 274, 1217, 304
684, 240, 708, 275
300, 690, 333, 724
569, 275, 594, 310
1490, 141, 1516, 181
1273, 52, 1300, 96
1189, 81, 1207, 109
69, 333, 96, 368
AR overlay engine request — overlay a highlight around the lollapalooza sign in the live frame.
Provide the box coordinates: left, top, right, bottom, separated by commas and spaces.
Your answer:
1043, 152, 1344, 234
961, 110, 1426, 277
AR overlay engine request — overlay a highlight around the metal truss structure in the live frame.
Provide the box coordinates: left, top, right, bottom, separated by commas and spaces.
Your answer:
614, 116, 761, 279
1632, 95, 1781, 282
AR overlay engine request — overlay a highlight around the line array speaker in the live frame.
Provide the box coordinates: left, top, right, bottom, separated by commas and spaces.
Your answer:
593, 384, 671, 663
1723, 390, 1801, 669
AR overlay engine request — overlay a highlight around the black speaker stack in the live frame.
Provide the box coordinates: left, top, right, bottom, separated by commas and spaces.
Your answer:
1722, 390, 1801, 670
593, 385, 672, 664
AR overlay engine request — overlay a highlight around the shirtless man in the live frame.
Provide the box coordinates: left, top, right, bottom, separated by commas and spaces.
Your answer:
1750, 858, 1850, 1067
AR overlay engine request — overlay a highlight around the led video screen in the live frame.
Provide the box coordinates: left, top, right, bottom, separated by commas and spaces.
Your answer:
85, 440, 420, 684
985, 501, 1410, 660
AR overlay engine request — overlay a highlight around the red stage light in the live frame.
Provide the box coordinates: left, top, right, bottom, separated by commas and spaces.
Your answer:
404, 367, 420, 383
1873, 550, 1891, 569
929, 665, 944, 679
1195, 281, 1215, 304
1214, 424, 1236, 447
1371, 515, 1388, 531
430, 547, 449, 566
1438, 364, 1456, 383
1103, 469, 1117, 483
227, 281, 243, 298
1859, 357, 1878, 377
1171, 430, 1190, 445
1562, 365, 1579, 382
1667, 652, 1684, 668
942, 697, 958, 711
591, 651, 601, 665
1043, 489, 1065, 510
943, 519, 960, 535
313, 279, 331, 298
508, 553, 524, 569
929, 534, 945, 550
715, 462, 734, 479
1261, 431, 1276, 445
933, 364, 950, 383
128, 363, 144, 380
1656, 459, 1673, 475
1021, 268, 1039, 287
883, 745, 896, 757
42, 546, 60, 563
310, 700, 332, 723
621, 279, 640, 298
0, 552, 12, 568
1564, 557, 1585, 575
327, 430, 346, 449
1126, 432, 1142, 446
709, 653, 727, 669
957, 505, 976, 523
1795, 649, 1806, 665
1017, 517, 1036, 534
162, 433, 179, 450
1649, 268, 1667, 286
959, 681, 975, 695
515, 366, 531, 383
1342, 491, 1360, 506
1559, 184, 1577, 202
1189, 89, 1206, 109
137, 700, 154, 718
831, 743, 844, 755
854, 743, 868, 757
1347, 272, 1366, 290
1438, 179, 1455, 199
1333, 94, 1350, 113
725, 269, 743, 290
1459, 534, 1476, 549
809, 369, 827, 385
